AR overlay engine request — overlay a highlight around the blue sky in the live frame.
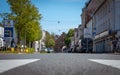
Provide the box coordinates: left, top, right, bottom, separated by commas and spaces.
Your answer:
0, 0, 88, 35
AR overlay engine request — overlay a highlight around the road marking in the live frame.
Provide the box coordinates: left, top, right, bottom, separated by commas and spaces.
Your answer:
89, 59, 120, 69
0, 59, 40, 73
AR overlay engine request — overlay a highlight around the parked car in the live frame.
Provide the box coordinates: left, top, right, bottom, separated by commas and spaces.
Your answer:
47, 48, 54, 53
80, 38, 93, 53
73, 45, 80, 53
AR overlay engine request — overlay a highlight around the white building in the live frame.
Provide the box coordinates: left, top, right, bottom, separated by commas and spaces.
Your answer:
33, 30, 46, 52
0, 24, 4, 47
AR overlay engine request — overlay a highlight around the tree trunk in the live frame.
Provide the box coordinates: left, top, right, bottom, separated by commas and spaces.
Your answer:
31, 42, 33, 48
29, 42, 31, 48
17, 28, 21, 45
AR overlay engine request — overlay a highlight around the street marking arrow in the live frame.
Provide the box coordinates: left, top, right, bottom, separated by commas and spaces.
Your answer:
89, 59, 120, 69
0, 59, 40, 73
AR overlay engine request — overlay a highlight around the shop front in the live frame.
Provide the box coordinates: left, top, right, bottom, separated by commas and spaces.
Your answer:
93, 31, 113, 53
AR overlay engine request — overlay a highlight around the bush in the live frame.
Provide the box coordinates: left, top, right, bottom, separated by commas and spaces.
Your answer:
26, 48, 35, 53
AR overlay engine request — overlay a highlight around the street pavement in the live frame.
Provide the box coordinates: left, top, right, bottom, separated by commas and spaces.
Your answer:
0, 53, 120, 75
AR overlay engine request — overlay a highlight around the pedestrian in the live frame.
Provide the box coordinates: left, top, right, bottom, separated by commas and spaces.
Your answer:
11, 39, 15, 48
117, 37, 120, 53
112, 37, 118, 53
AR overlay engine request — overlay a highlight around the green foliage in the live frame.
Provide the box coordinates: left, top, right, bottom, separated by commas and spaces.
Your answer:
45, 32, 55, 48
53, 32, 67, 52
65, 37, 71, 47
7, 0, 42, 44
21, 21, 42, 43
65, 29, 74, 47
26, 48, 35, 53
67, 29, 74, 37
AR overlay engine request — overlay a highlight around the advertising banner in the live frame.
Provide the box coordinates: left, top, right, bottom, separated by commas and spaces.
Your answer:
4, 28, 13, 37
84, 28, 92, 38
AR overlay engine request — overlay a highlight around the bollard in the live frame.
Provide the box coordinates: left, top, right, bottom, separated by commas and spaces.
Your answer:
26, 48, 29, 53
11, 48, 14, 53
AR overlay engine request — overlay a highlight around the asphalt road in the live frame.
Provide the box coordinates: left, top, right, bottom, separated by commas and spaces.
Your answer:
0, 53, 120, 75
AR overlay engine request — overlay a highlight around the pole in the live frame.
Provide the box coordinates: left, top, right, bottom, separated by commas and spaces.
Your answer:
25, 29, 26, 49
87, 38, 88, 52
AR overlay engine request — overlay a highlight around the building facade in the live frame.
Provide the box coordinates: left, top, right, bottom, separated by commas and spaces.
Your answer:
93, 0, 120, 52
78, 25, 84, 39
81, 0, 120, 53
84, 19, 93, 39
93, 0, 112, 52
74, 28, 79, 46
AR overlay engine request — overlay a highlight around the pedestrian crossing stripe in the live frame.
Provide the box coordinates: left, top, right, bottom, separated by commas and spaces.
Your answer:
89, 59, 120, 69
0, 59, 40, 73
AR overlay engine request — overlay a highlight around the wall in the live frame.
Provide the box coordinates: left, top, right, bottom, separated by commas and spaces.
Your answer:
78, 25, 84, 39
0, 26, 4, 47
115, 0, 120, 32
85, 20, 92, 38
92, 0, 114, 52
74, 28, 79, 45
93, 0, 115, 35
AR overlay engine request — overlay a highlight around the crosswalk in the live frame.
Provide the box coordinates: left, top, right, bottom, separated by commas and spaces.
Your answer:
89, 59, 120, 69
0, 59, 40, 73
0, 59, 120, 74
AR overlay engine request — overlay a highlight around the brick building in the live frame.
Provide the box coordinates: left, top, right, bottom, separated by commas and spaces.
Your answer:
81, 0, 120, 52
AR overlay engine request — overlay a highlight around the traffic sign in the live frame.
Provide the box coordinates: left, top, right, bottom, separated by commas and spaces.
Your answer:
4, 28, 14, 37
4, 19, 14, 27
84, 28, 92, 38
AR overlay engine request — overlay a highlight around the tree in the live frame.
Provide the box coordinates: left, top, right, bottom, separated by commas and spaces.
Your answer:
54, 32, 67, 52
65, 29, 74, 47
65, 37, 71, 47
7, 0, 42, 45
45, 32, 55, 48
67, 29, 74, 37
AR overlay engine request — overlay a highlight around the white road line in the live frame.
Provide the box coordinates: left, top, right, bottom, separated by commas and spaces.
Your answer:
0, 59, 40, 73
89, 59, 120, 69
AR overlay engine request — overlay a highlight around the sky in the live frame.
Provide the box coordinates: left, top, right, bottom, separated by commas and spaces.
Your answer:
0, 0, 88, 35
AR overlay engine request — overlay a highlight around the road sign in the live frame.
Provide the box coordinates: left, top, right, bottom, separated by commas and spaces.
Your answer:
4, 28, 13, 37
4, 19, 14, 27
84, 28, 92, 38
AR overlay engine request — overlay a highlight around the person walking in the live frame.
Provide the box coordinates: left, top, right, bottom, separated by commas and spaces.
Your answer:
117, 37, 120, 53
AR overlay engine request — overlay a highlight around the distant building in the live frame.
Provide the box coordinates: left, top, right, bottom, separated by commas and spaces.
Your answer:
70, 36, 74, 49
74, 28, 79, 48
33, 30, 46, 52
54, 32, 66, 52
70, 28, 80, 52
78, 25, 84, 39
